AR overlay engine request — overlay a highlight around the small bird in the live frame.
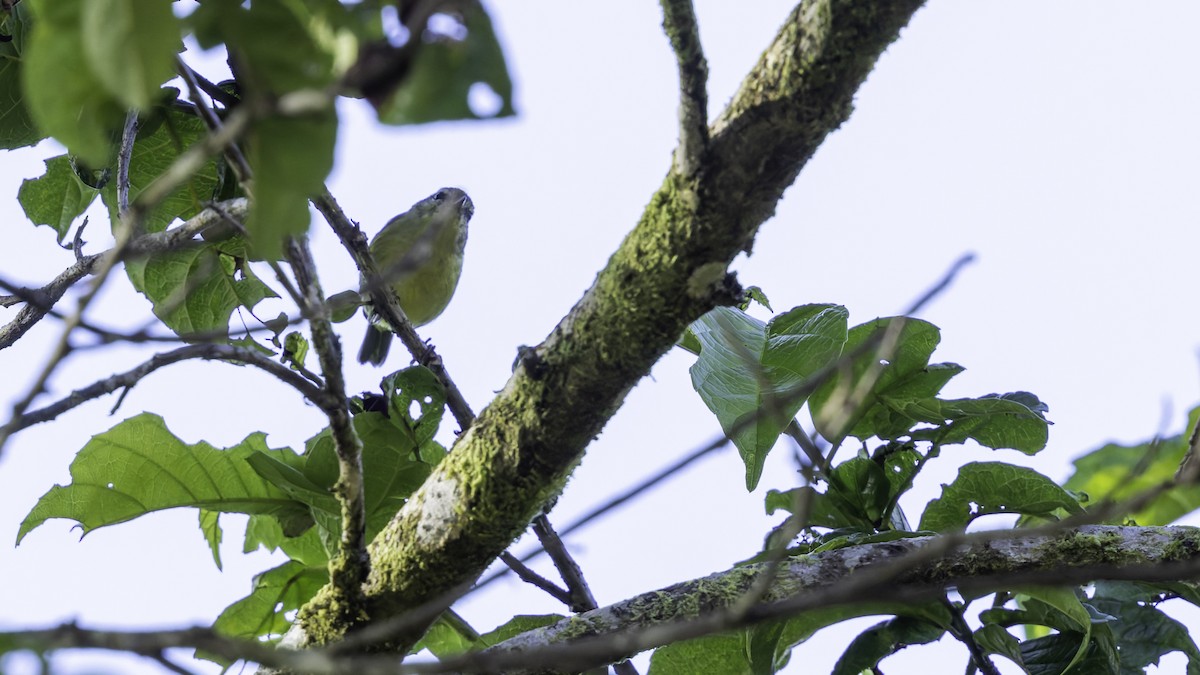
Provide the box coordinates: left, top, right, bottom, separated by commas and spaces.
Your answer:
358, 187, 474, 366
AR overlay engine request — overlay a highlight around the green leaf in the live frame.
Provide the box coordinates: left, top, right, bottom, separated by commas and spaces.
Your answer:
832, 456, 898, 528
1064, 406, 1200, 525
1019, 629, 1119, 675
766, 487, 870, 530
190, 1, 340, 259
913, 392, 1051, 454
809, 529, 930, 554
243, 110, 337, 259
1091, 589, 1200, 674
17, 413, 312, 544
649, 631, 753, 675
809, 317, 942, 443
0, 3, 45, 148
1021, 588, 1095, 674
245, 451, 340, 517
18, 155, 98, 241
478, 614, 565, 647
379, 365, 449, 449
831, 617, 945, 675
689, 304, 849, 490
100, 101, 226, 234
414, 615, 481, 657
282, 331, 310, 370
199, 509, 223, 570
203, 0, 339, 93
211, 559, 327, 643
741, 286, 772, 312
23, 0, 124, 165
125, 243, 276, 338
773, 603, 952, 670
746, 620, 790, 675
378, 0, 516, 124
918, 462, 1083, 532
306, 418, 441, 543
1020, 588, 1092, 633
974, 624, 1026, 670
81, 0, 179, 110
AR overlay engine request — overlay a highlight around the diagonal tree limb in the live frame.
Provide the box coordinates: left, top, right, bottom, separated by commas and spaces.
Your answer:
296, 0, 927, 651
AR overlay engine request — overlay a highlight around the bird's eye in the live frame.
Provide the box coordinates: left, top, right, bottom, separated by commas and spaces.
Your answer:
433, 190, 448, 202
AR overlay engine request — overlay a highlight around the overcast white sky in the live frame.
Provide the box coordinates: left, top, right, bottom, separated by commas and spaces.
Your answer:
2, 2, 1199, 674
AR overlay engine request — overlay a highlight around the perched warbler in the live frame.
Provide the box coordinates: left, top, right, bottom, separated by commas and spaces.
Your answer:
357, 187, 474, 366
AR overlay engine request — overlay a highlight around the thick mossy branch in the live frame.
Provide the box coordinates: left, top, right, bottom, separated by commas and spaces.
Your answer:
297, 0, 926, 649
471, 525, 1200, 673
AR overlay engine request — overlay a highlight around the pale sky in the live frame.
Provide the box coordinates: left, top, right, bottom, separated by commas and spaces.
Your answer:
2, 2, 1199, 674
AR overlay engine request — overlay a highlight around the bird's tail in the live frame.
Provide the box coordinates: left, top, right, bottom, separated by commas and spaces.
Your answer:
358, 323, 391, 365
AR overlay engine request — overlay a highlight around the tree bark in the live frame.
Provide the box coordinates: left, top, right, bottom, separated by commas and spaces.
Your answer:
297, 0, 929, 650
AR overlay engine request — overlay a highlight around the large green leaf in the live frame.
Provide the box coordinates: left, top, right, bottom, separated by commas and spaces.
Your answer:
197, 0, 339, 94
809, 317, 943, 443
125, 242, 276, 338
918, 462, 1083, 532
18, 155, 98, 242
22, 0, 124, 165
193, 0, 340, 259
1064, 406, 1200, 525
243, 110, 337, 259
0, 3, 45, 148
378, 0, 516, 124
17, 413, 312, 544
81, 0, 179, 110
689, 304, 848, 490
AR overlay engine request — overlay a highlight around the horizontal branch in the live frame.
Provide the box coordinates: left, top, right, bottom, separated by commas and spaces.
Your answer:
0, 199, 249, 351
462, 525, 1200, 673
9, 525, 1197, 675
2, 343, 328, 437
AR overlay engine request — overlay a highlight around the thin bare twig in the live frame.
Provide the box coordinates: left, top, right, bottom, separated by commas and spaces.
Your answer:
1, 343, 327, 438
476, 440, 730, 591
177, 57, 253, 183
659, 0, 709, 178
532, 516, 597, 613
117, 111, 139, 214
286, 235, 369, 605
494, 553, 571, 605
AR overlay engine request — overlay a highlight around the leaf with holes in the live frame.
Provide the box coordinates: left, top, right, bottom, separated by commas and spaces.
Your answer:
378, 0, 515, 124
918, 462, 1083, 532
